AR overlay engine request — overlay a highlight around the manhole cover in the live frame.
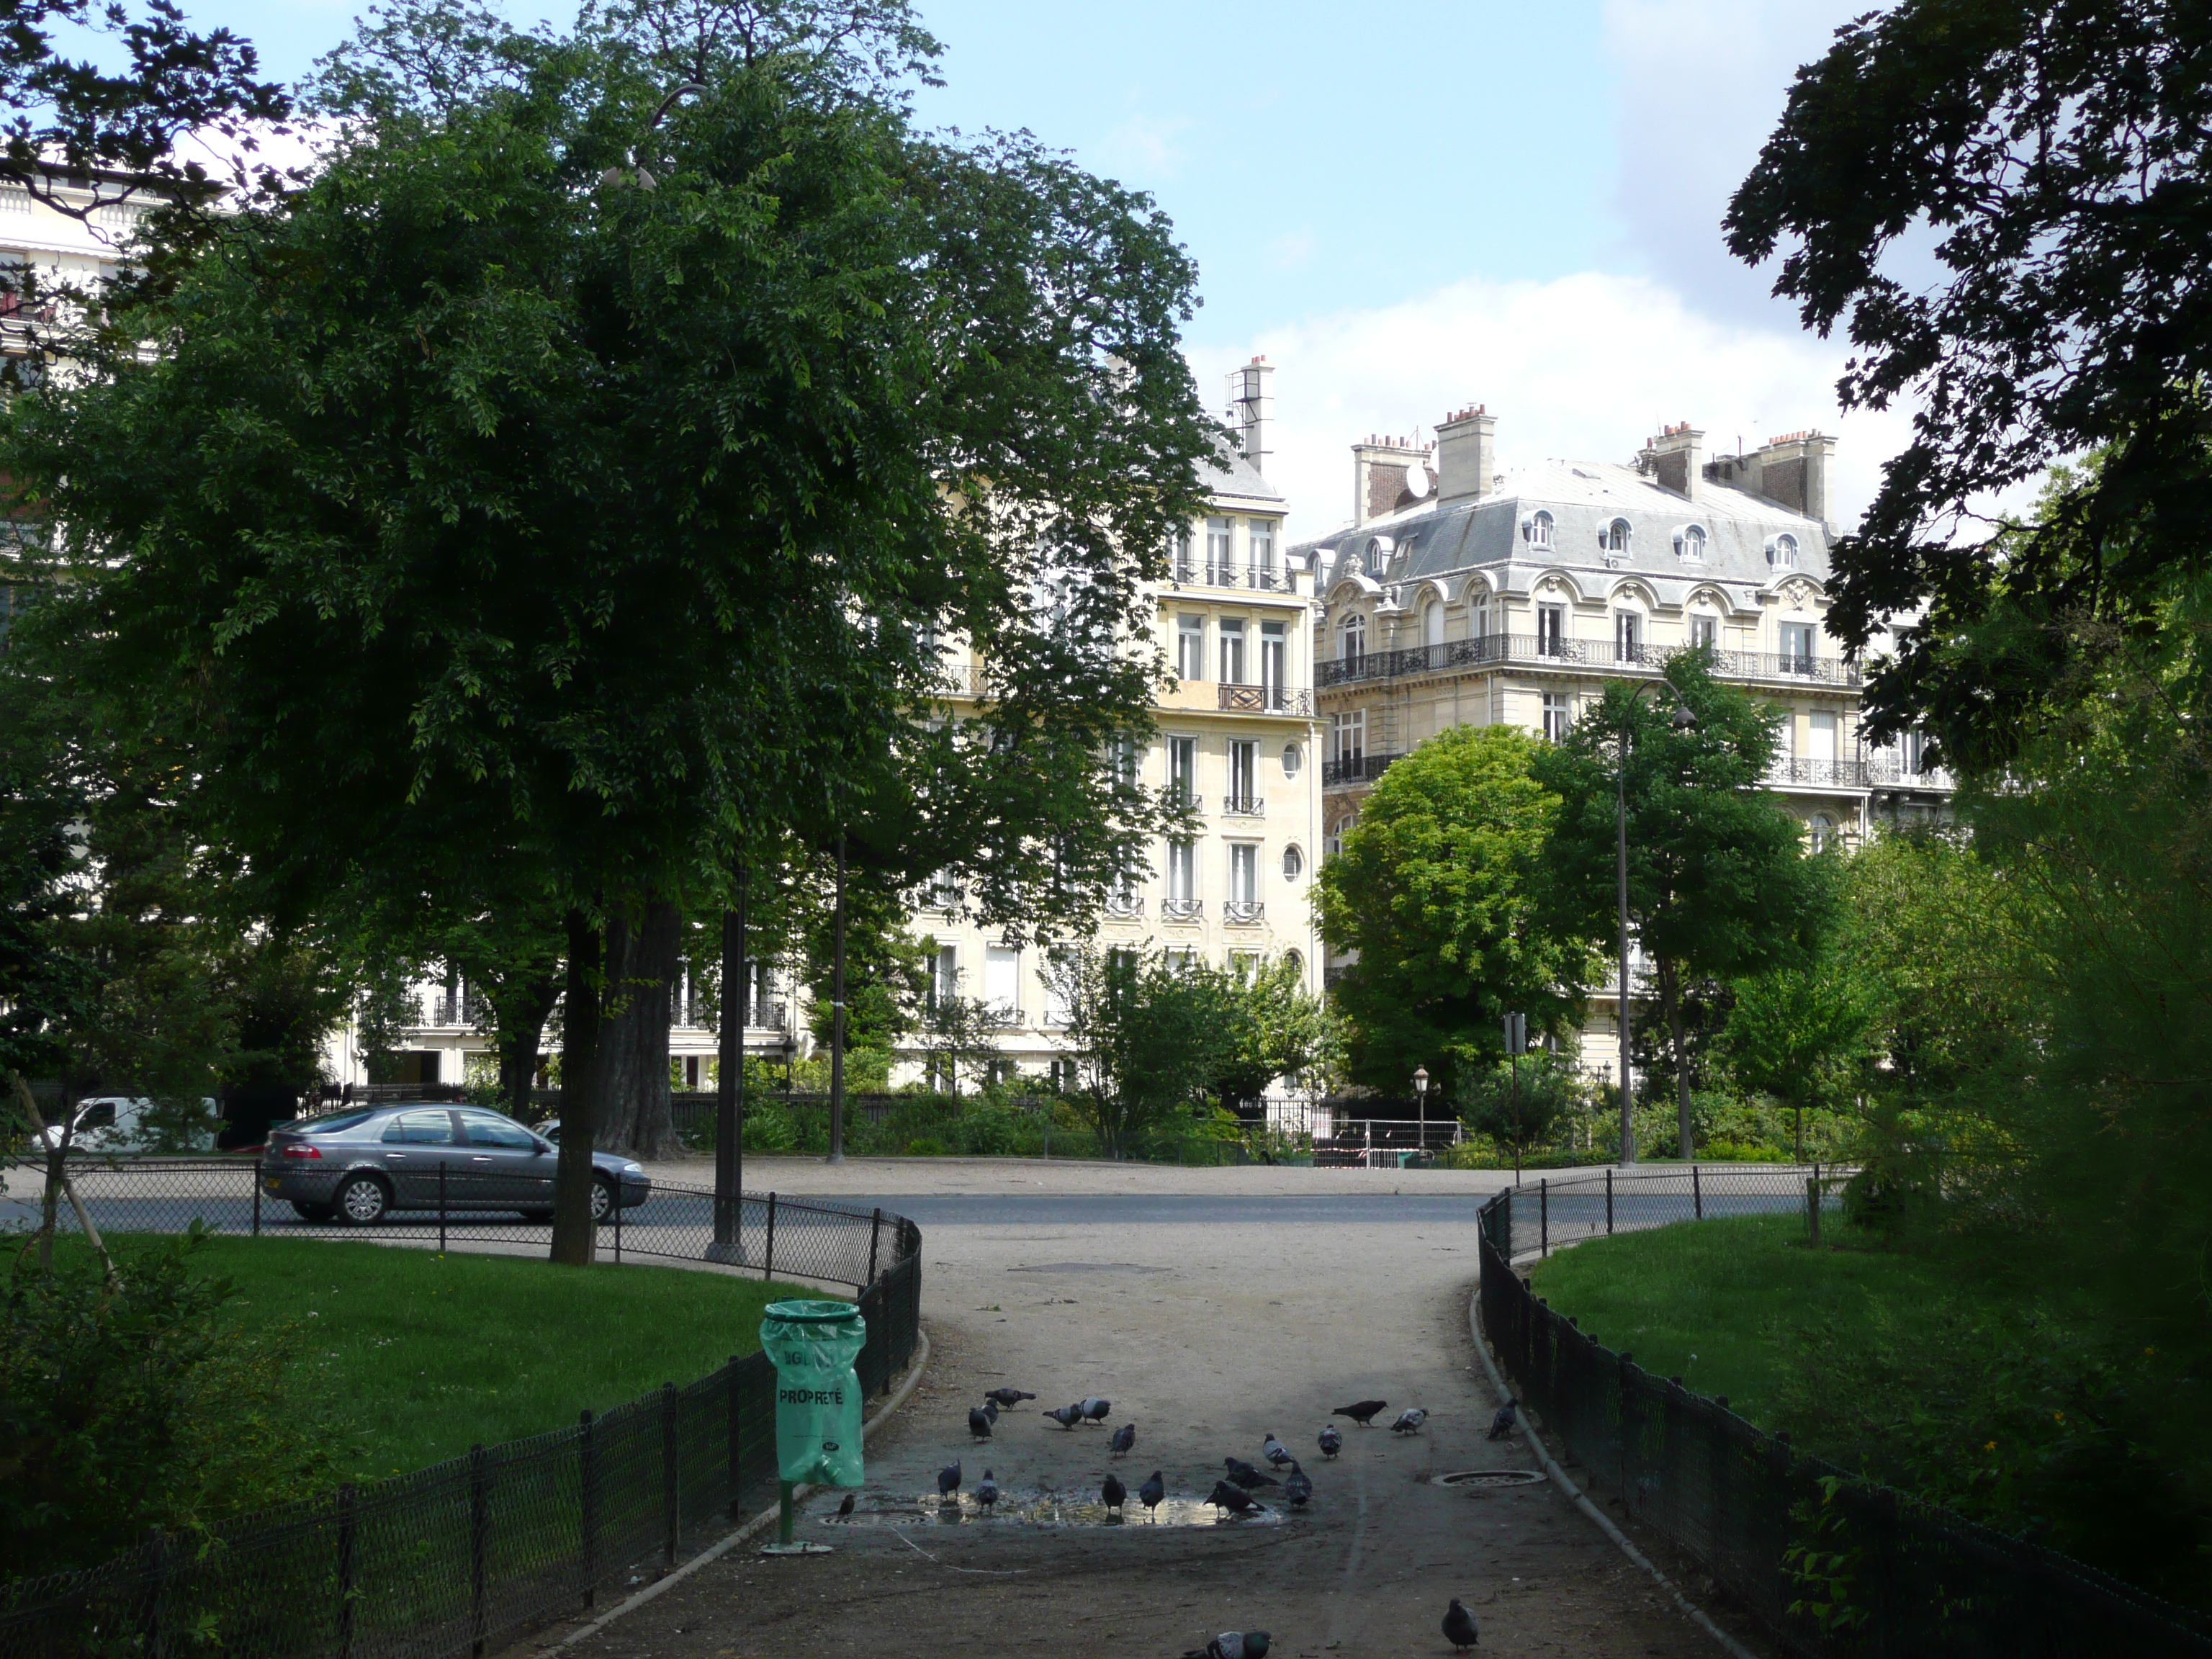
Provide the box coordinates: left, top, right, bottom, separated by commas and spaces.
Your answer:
1433, 1469, 1547, 1488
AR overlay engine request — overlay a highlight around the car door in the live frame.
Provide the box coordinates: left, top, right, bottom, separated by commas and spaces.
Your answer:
454, 1109, 552, 1207
377, 1109, 464, 1205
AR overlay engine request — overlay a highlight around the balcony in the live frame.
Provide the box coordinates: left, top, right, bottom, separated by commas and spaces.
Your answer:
1217, 682, 1314, 716
1768, 757, 1870, 789
1224, 899, 1266, 925
981, 1004, 1025, 1030
1173, 557, 1295, 594
1316, 636, 1864, 691
1161, 898, 1203, 922
1104, 893, 1144, 917
1322, 752, 1402, 789
1220, 793, 1264, 818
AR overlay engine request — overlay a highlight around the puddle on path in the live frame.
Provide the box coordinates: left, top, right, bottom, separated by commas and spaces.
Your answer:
814, 1489, 1287, 1529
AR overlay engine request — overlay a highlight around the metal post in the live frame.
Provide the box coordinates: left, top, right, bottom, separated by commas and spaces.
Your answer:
1617, 705, 1636, 1166
469, 1444, 489, 1658
613, 1177, 623, 1264
726, 1356, 745, 1518
336, 1483, 357, 1659
713, 863, 747, 1263
827, 833, 848, 1164
1693, 1164, 1702, 1221
252, 1159, 263, 1237
1539, 1177, 1549, 1258
868, 1208, 882, 1286
1606, 1166, 1614, 1236
763, 1192, 777, 1285
1808, 1164, 1822, 1246
439, 1160, 448, 1255
579, 1411, 598, 1608
662, 1382, 680, 1568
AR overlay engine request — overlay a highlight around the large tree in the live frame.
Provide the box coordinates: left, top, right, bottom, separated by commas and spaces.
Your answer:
8, 0, 1213, 1260
1533, 657, 1834, 1162
1316, 723, 1586, 1098
1725, 0, 2212, 765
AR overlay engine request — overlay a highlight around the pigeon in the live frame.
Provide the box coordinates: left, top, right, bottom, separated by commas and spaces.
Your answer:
1332, 1399, 1388, 1426
1080, 1396, 1112, 1423
1224, 1457, 1278, 1491
1139, 1470, 1166, 1516
1283, 1462, 1312, 1506
1208, 1479, 1262, 1515
976, 1470, 999, 1511
1047, 1403, 1084, 1429
1317, 1424, 1343, 1460
937, 1460, 961, 1499
834, 1492, 855, 1521
1444, 1597, 1480, 1652
1109, 1421, 1136, 1459
1262, 1432, 1292, 1469
968, 1406, 994, 1439
983, 1398, 1000, 1424
1390, 1406, 1429, 1436
1182, 1635, 1271, 1659
1102, 1472, 1127, 1517
1487, 1397, 1520, 1441
984, 1388, 1035, 1409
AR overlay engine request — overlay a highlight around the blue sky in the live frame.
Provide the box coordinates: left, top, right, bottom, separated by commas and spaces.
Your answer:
189, 0, 1899, 537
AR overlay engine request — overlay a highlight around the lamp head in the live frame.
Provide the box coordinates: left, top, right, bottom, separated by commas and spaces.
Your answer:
1671, 701, 1699, 730
1413, 1066, 1430, 1094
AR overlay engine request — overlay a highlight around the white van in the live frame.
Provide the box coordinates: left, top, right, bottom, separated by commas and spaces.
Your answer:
33, 1097, 219, 1154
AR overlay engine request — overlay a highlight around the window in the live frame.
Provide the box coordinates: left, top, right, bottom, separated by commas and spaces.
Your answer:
1332, 709, 1365, 763
1228, 739, 1258, 809
984, 946, 1020, 1021
1228, 843, 1259, 914
1542, 693, 1571, 744
1808, 813, 1838, 854
1176, 614, 1205, 681
1768, 533, 1799, 569
1614, 609, 1642, 661
1260, 620, 1287, 704
1043, 950, 1074, 1027
1470, 598, 1491, 639
1207, 516, 1235, 584
457, 1109, 536, 1148
1168, 735, 1197, 804
1166, 839, 1197, 904
1779, 621, 1815, 674
1281, 743, 1302, 778
1173, 526, 1195, 583
1282, 845, 1304, 881
1809, 709, 1838, 763
1902, 729, 1929, 775
1364, 535, 1390, 575
1110, 734, 1138, 786
1108, 856, 1142, 913
1690, 615, 1717, 651
924, 871, 959, 911
1675, 523, 1708, 562
1218, 616, 1247, 684
1229, 950, 1260, 980
1339, 613, 1367, 665
1049, 1057, 1078, 1092
930, 946, 958, 1010
1423, 601, 1444, 650
1525, 511, 1554, 548
1600, 518, 1631, 554
1250, 519, 1277, 588
1537, 603, 1566, 656
383, 1110, 454, 1145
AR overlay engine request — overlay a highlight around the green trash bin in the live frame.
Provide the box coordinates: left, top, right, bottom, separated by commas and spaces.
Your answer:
760, 1300, 868, 1491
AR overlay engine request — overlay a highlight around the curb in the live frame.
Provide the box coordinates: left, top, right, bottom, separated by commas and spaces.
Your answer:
533, 1326, 932, 1655
1465, 1285, 1759, 1659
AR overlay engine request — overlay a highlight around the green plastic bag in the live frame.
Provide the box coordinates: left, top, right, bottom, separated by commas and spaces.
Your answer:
760, 1299, 868, 1488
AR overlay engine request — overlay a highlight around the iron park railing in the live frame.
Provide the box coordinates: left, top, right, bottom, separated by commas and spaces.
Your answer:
1477, 1169, 2212, 1658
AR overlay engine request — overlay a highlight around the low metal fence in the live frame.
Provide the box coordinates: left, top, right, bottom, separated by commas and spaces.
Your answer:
0, 1161, 923, 1659
1477, 1169, 2212, 1657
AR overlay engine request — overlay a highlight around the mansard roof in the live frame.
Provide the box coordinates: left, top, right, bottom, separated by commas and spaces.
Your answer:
1199, 436, 1285, 507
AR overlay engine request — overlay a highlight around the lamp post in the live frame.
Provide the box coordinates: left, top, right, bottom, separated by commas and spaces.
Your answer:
1615, 681, 1698, 1166
1413, 1066, 1429, 1162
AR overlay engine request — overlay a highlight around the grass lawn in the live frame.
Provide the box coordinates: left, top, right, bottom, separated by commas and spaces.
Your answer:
1527, 1212, 1965, 1424
88, 1235, 822, 1483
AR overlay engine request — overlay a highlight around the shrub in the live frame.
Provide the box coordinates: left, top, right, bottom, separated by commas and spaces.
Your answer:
904, 1136, 944, 1156
741, 1100, 798, 1153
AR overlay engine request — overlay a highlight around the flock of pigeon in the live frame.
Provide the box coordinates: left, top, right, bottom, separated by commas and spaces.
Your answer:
909, 1386, 1521, 1654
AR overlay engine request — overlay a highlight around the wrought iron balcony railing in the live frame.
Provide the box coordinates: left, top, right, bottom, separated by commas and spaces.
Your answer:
1104, 893, 1144, 917
1217, 682, 1313, 716
1172, 557, 1294, 593
1321, 753, 1402, 788
1317, 636, 1864, 691
1224, 899, 1266, 925
1220, 793, 1264, 817
1161, 897, 1203, 921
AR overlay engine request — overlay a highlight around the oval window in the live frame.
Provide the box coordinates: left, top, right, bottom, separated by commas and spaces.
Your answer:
1282, 845, 1304, 881
1282, 744, 1303, 777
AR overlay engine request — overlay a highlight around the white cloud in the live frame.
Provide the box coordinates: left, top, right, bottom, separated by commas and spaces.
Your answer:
1191, 269, 1917, 546
1095, 112, 1195, 180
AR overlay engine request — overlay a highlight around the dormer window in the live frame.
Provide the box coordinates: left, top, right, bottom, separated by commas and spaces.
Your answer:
1364, 535, 1393, 575
1599, 518, 1631, 554
1767, 533, 1799, 570
1524, 511, 1555, 549
1674, 523, 1707, 562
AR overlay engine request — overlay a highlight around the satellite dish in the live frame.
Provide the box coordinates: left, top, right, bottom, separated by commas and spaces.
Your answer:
1403, 462, 1431, 498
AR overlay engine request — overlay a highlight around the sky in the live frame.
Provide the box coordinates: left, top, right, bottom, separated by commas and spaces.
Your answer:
186, 0, 1898, 541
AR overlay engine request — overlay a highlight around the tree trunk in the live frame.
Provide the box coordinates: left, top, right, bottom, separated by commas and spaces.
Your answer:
495, 968, 562, 1124
1660, 956, 1694, 1161
595, 895, 683, 1161
551, 909, 601, 1267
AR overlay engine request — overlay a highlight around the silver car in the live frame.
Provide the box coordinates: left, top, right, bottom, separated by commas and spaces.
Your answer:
262, 1104, 649, 1226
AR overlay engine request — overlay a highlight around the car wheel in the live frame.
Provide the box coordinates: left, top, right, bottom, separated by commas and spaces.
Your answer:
290, 1200, 336, 1222
335, 1173, 392, 1226
590, 1175, 616, 1223
518, 1208, 554, 1223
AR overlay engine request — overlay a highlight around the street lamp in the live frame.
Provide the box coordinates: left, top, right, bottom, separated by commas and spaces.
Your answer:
1413, 1066, 1429, 1161
1616, 682, 1698, 1166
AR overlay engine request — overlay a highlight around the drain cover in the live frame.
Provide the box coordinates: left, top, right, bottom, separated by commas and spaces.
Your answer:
1433, 1469, 1547, 1488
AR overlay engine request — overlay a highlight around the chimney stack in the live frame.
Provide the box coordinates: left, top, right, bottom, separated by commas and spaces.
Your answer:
1227, 356, 1274, 475
1434, 404, 1496, 507
1642, 421, 1704, 502
1350, 433, 1432, 527
1708, 429, 1836, 530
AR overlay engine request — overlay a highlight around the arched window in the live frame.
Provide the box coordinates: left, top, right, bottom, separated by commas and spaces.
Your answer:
1282, 845, 1304, 881
1364, 535, 1392, 575
1767, 533, 1799, 569
1524, 511, 1554, 548
1674, 523, 1707, 562
1282, 743, 1303, 778
1339, 613, 1367, 665
1284, 948, 1305, 981
1599, 518, 1632, 554
1423, 600, 1444, 649
1470, 596, 1491, 639
1808, 812, 1838, 854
